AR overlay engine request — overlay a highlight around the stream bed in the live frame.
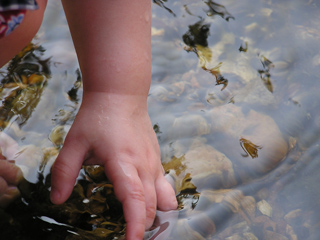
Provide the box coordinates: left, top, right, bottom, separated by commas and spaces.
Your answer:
1, 1, 320, 239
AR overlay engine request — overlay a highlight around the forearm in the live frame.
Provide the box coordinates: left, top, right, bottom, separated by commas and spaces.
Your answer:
61, 0, 152, 98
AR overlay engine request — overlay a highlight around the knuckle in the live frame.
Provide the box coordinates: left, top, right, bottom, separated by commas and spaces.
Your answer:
145, 204, 157, 220
128, 186, 145, 203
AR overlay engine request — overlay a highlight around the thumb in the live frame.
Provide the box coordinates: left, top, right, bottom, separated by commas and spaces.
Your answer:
50, 135, 88, 205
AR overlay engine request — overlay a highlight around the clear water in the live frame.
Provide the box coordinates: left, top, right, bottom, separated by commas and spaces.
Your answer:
1, 0, 320, 239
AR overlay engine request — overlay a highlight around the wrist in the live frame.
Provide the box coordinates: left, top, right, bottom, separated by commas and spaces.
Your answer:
81, 91, 149, 116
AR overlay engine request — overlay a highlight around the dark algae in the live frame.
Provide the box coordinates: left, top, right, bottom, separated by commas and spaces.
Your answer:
1, 167, 125, 240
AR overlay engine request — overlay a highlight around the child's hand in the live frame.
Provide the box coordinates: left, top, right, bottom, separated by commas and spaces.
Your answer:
0, 160, 23, 208
0, 132, 23, 208
50, 92, 178, 239
56, 1, 175, 238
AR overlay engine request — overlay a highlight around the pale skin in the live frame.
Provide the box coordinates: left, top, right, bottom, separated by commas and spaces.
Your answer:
0, 1, 177, 239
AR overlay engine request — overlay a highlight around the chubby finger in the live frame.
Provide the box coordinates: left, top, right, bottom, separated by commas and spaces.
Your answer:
106, 162, 147, 240
0, 161, 23, 186
50, 137, 88, 205
155, 174, 178, 211
140, 173, 157, 229
0, 185, 20, 208
0, 177, 8, 198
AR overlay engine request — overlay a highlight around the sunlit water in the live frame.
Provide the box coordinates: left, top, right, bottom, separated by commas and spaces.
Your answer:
1, 0, 320, 239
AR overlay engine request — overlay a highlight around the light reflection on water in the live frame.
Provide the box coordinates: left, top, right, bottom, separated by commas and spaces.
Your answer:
0, 0, 320, 239
149, 0, 320, 239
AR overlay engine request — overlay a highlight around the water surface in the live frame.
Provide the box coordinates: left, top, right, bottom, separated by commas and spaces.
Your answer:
1, 0, 320, 239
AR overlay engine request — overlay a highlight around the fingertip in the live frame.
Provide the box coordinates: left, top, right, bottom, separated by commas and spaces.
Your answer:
50, 186, 62, 205
126, 221, 145, 240
50, 155, 80, 205
14, 167, 24, 185
120, 197, 146, 240
0, 186, 21, 208
155, 176, 178, 211
0, 161, 24, 185
50, 132, 89, 204
8, 163, 24, 185
50, 168, 75, 205
111, 169, 148, 239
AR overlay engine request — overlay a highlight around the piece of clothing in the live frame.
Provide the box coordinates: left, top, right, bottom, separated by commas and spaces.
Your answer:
0, 0, 38, 11
0, 0, 38, 38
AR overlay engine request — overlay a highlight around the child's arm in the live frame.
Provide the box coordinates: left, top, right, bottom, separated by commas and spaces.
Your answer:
51, 1, 177, 239
0, 0, 47, 67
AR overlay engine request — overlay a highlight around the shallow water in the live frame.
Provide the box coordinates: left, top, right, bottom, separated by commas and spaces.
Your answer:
1, 0, 320, 239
